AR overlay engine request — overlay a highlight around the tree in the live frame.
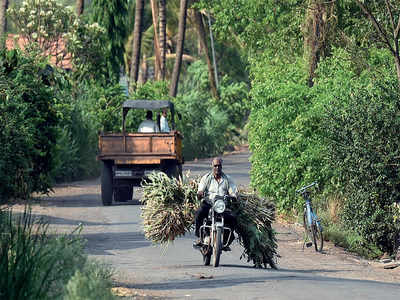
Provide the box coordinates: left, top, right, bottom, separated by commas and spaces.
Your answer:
130, 0, 145, 88
91, 0, 129, 82
150, 0, 161, 80
169, 0, 188, 97
303, 0, 336, 87
0, 0, 8, 45
76, 0, 84, 16
354, 0, 400, 86
192, 8, 218, 98
7, 0, 76, 67
159, 0, 167, 80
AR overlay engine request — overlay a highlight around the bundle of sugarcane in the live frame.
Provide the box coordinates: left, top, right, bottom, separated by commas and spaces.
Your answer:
232, 189, 278, 269
140, 172, 199, 244
141, 173, 278, 268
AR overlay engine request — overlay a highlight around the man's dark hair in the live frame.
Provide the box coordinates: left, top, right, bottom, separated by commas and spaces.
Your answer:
146, 110, 153, 120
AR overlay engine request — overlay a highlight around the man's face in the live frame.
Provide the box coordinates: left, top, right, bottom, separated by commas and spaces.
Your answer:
212, 159, 222, 177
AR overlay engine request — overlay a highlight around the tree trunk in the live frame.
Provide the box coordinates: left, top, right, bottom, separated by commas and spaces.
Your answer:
395, 55, 400, 87
159, 0, 167, 80
192, 9, 218, 99
150, 0, 161, 80
130, 0, 145, 89
304, 0, 335, 87
169, 0, 188, 97
0, 0, 9, 47
138, 54, 148, 84
76, 0, 84, 16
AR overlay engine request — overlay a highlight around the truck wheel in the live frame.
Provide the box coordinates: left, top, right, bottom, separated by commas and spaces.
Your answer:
177, 163, 182, 180
101, 162, 113, 206
165, 162, 178, 179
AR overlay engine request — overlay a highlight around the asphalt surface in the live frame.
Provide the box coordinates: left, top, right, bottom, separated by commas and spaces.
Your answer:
33, 151, 400, 299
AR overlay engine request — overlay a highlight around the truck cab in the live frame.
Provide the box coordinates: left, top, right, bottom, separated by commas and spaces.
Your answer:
97, 100, 183, 206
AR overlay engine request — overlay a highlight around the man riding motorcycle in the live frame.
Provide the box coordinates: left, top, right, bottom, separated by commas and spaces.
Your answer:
193, 157, 238, 251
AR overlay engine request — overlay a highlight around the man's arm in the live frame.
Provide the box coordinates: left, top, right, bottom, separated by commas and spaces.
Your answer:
197, 173, 209, 200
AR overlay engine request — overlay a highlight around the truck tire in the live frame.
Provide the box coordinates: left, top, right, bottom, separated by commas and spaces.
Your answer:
165, 161, 182, 180
101, 161, 113, 206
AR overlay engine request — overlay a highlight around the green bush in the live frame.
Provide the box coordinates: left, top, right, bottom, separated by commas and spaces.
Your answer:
0, 208, 86, 299
247, 54, 330, 212
317, 48, 400, 254
323, 79, 400, 253
0, 207, 116, 300
64, 261, 115, 300
0, 49, 59, 201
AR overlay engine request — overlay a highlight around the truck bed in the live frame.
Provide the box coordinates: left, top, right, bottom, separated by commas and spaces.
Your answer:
97, 132, 183, 164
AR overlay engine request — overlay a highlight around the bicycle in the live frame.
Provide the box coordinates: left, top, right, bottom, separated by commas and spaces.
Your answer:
296, 182, 323, 252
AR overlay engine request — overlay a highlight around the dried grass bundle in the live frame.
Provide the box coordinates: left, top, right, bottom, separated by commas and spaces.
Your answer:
140, 172, 199, 244
233, 189, 278, 269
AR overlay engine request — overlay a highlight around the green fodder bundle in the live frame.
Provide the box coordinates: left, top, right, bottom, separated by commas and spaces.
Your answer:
141, 172, 199, 244
233, 190, 278, 269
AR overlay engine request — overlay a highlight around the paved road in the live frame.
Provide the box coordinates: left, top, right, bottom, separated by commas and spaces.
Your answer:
34, 152, 400, 299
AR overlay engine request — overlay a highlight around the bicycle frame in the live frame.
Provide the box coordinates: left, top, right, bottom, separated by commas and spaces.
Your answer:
304, 192, 322, 230
297, 182, 323, 252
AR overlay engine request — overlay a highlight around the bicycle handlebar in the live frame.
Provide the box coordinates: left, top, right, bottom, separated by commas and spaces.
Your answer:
296, 182, 318, 194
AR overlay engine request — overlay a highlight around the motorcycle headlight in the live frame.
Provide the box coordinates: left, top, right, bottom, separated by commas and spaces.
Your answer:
213, 199, 226, 214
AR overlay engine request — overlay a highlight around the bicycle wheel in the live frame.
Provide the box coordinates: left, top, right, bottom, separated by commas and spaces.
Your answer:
311, 222, 323, 252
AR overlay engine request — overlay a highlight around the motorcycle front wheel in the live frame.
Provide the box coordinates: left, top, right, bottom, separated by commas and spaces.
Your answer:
212, 227, 222, 267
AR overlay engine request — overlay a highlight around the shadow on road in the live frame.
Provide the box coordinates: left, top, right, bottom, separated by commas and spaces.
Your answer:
38, 194, 142, 208
82, 231, 151, 255
120, 272, 400, 291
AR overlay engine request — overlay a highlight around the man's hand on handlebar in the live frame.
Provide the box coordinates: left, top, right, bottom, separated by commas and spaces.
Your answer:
197, 191, 204, 201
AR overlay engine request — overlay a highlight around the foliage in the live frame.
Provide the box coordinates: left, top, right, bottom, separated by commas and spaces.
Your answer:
319, 48, 400, 254
0, 48, 58, 200
90, 0, 129, 82
8, 0, 110, 84
0, 207, 86, 299
176, 60, 247, 160
64, 260, 115, 300
7, 0, 75, 68
195, 0, 304, 54
247, 52, 330, 212
0, 207, 116, 300
65, 20, 109, 84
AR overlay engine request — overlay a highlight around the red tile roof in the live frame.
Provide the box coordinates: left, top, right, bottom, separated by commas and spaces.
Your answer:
6, 34, 72, 69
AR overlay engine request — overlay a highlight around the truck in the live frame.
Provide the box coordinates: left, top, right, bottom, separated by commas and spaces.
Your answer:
97, 100, 184, 206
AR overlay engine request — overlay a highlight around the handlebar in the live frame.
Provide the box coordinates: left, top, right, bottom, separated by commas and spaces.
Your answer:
296, 182, 318, 194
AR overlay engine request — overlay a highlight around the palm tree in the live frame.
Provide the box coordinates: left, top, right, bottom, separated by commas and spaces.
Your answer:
192, 9, 218, 99
76, 0, 84, 16
0, 0, 8, 47
130, 0, 145, 88
159, 0, 167, 80
150, 0, 161, 80
169, 0, 188, 97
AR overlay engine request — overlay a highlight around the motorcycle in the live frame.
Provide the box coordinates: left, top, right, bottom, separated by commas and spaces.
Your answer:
194, 195, 235, 267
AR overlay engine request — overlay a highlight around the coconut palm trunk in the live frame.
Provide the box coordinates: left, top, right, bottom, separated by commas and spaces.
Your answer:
169, 0, 188, 97
193, 9, 218, 99
130, 0, 145, 89
159, 0, 167, 80
76, 0, 84, 16
150, 0, 161, 80
0, 0, 9, 47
